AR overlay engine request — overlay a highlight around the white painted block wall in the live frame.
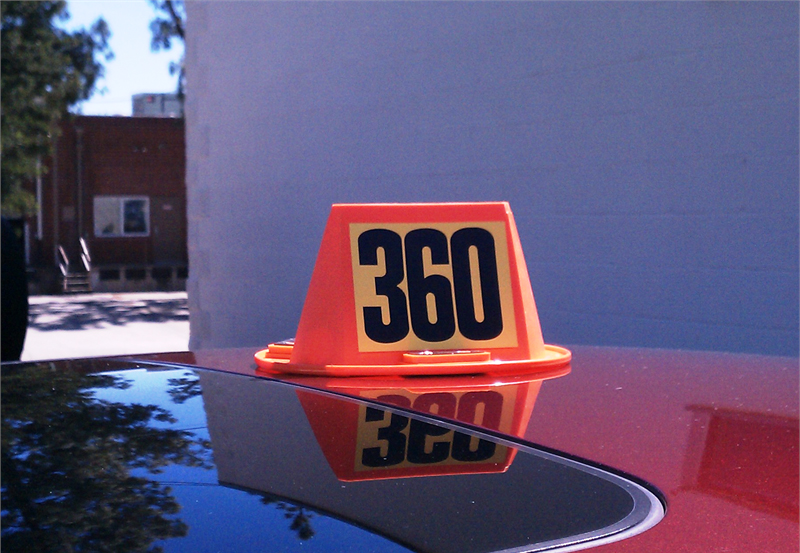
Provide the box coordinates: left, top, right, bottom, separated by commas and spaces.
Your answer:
185, 2, 798, 356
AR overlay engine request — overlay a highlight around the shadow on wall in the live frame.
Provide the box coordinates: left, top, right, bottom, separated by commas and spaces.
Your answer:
28, 298, 188, 331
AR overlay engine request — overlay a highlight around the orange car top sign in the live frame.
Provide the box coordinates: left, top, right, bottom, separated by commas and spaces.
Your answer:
255, 202, 571, 376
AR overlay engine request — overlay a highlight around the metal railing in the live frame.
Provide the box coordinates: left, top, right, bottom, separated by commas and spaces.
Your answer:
79, 237, 91, 272
57, 245, 69, 277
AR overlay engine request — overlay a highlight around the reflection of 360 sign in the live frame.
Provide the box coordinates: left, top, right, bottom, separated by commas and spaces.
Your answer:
356, 391, 508, 470
350, 223, 519, 352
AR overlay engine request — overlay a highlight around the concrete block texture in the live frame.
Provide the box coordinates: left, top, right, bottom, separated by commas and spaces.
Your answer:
185, 2, 798, 355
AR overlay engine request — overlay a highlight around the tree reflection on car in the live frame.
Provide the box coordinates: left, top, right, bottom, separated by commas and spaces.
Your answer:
1, 363, 212, 553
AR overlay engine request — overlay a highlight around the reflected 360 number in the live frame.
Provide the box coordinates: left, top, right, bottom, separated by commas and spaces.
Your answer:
358, 227, 503, 344
360, 391, 504, 467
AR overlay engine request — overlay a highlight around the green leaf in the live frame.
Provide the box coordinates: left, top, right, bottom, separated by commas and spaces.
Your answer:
1, 1, 112, 212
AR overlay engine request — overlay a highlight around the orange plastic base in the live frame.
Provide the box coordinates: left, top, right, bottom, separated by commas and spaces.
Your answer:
255, 343, 571, 377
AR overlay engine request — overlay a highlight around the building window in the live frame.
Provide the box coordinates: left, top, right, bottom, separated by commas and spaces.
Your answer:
94, 196, 150, 237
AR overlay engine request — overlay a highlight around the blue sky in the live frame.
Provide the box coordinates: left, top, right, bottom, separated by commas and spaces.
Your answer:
62, 0, 184, 116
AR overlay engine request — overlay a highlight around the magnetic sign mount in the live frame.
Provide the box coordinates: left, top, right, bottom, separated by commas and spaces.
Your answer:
255, 202, 571, 376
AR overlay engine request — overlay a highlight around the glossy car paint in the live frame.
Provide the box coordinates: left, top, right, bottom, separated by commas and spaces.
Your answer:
524, 347, 798, 553
140, 345, 799, 552
2, 355, 666, 553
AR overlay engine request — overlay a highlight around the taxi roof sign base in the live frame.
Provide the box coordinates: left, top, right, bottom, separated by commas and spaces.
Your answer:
255, 344, 570, 377
267, 363, 571, 391
255, 202, 571, 377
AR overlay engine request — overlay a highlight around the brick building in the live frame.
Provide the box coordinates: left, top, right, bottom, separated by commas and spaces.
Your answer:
27, 116, 187, 293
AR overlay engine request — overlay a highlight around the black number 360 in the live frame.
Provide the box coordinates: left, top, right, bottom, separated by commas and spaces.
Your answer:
357, 227, 504, 344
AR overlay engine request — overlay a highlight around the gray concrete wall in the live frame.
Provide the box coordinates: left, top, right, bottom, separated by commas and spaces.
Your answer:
185, 2, 798, 356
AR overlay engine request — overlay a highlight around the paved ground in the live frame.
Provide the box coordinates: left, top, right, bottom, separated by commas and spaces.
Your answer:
20, 292, 190, 362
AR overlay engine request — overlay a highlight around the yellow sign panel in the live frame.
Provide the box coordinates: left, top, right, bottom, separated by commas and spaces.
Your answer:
350, 222, 518, 353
